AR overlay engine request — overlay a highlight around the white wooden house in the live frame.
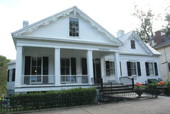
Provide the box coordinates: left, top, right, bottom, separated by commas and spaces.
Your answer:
7, 6, 162, 96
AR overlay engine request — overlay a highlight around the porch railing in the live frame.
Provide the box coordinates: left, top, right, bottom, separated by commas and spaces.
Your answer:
61, 75, 88, 84
22, 75, 55, 85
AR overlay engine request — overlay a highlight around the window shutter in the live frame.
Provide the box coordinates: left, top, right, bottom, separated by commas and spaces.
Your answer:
12, 69, 15, 81
106, 61, 110, 76
24, 56, 31, 85
154, 62, 158, 76
81, 58, 87, 75
43, 57, 48, 84
127, 61, 131, 76
120, 62, 122, 76
71, 58, 76, 75
7, 70, 9, 82
137, 62, 141, 76
24, 56, 31, 75
145, 62, 149, 76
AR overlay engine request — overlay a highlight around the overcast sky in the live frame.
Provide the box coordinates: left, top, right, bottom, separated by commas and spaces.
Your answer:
0, 0, 169, 60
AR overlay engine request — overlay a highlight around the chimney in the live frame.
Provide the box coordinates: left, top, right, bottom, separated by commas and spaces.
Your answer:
117, 30, 124, 37
155, 31, 162, 44
23, 21, 29, 28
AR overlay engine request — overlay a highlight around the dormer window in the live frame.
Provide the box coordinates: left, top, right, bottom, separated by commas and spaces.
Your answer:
69, 18, 79, 37
131, 40, 136, 49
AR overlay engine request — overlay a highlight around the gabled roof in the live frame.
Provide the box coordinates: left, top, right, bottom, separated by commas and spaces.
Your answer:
12, 6, 123, 46
118, 31, 160, 56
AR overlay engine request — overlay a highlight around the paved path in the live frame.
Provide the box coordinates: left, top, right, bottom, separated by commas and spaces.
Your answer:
24, 96, 170, 114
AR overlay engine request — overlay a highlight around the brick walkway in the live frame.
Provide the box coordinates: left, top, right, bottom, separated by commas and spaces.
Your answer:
23, 96, 170, 114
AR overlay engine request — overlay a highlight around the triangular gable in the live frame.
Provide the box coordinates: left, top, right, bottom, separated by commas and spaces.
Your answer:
12, 6, 122, 46
118, 31, 160, 56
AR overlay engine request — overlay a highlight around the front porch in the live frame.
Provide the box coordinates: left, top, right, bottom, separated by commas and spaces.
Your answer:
15, 46, 121, 92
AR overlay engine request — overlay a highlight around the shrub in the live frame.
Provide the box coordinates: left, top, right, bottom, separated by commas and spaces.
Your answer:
10, 87, 96, 110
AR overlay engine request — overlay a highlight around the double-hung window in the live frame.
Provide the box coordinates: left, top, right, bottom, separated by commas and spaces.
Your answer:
31, 57, 42, 83
131, 40, 136, 49
61, 58, 77, 83
145, 62, 158, 76
106, 61, 115, 76
127, 61, 141, 76
24, 56, 49, 84
69, 18, 79, 37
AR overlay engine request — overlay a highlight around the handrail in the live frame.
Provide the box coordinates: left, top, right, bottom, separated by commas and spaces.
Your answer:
119, 76, 134, 89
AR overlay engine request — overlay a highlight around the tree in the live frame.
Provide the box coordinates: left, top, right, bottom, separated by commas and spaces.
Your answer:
133, 6, 154, 43
0, 55, 10, 98
161, 14, 170, 36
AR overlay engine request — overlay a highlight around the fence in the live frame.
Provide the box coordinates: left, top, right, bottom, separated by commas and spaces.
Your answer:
0, 88, 96, 113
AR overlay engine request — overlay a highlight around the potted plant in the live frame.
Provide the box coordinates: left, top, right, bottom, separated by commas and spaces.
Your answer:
134, 82, 145, 97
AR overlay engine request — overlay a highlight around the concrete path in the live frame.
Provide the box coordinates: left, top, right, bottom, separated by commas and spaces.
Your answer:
24, 96, 170, 114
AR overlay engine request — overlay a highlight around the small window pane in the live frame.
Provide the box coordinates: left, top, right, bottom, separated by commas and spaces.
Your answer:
69, 18, 79, 37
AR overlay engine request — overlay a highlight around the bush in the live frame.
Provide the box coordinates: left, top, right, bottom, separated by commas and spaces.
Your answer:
10, 87, 96, 110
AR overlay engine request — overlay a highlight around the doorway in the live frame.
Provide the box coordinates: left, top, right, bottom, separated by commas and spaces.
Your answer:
93, 58, 101, 84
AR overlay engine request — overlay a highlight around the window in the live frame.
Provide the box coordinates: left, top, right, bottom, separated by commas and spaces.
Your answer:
31, 57, 42, 83
130, 62, 137, 75
24, 56, 49, 84
61, 58, 70, 75
145, 62, 158, 76
131, 40, 136, 49
69, 18, 79, 37
127, 62, 141, 76
12, 69, 15, 81
61, 58, 76, 75
81, 58, 87, 75
106, 61, 115, 76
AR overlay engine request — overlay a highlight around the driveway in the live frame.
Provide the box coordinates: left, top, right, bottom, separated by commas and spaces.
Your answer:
22, 96, 170, 114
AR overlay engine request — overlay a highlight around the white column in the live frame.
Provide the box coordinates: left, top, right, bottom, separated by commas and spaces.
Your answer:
114, 52, 121, 83
15, 46, 23, 87
54, 48, 61, 85
87, 50, 94, 84
100, 58, 105, 82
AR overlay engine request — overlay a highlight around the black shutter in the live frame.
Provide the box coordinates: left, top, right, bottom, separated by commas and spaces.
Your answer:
154, 62, 158, 76
82, 58, 87, 75
43, 57, 48, 84
137, 62, 141, 76
24, 56, 31, 75
24, 56, 31, 84
127, 61, 131, 76
12, 69, 15, 81
71, 58, 76, 75
7, 70, 9, 82
106, 61, 110, 76
120, 62, 122, 76
145, 62, 149, 76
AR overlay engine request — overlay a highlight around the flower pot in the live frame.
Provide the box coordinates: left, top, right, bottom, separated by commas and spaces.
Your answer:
135, 90, 144, 97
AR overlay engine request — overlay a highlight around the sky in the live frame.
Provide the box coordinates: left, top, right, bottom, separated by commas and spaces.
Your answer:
0, 0, 169, 60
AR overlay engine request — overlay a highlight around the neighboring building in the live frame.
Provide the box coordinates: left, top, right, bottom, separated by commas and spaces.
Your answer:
150, 31, 170, 80
7, 6, 161, 96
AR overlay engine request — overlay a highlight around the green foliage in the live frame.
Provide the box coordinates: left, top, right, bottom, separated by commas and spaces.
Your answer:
161, 14, 170, 36
133, 6, 154, 43
0, 55, 10, 98
9, 88, 96, 110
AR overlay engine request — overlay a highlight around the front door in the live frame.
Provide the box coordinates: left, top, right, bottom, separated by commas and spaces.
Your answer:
93, 58, 101, 84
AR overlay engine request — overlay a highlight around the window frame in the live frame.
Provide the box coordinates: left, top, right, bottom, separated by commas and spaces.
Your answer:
30, 57, 43, 84
69, 18, 79, 37
145, 62, 158, 76
131, 40, 136, 49
130, 62, 137, 76
105, 61, 115, 76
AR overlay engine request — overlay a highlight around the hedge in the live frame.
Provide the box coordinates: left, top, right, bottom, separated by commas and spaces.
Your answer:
9, 87, 96, 110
